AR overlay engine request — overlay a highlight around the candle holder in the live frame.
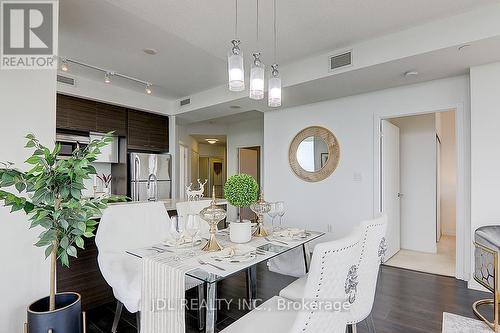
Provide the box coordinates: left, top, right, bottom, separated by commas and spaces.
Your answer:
199, 187, 226, 251
250, 192, 271, 237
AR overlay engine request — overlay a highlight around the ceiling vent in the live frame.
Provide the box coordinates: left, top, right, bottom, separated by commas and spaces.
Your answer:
180, 98, 191, 106
57, 74, 76, 86
329, 50, 352, 71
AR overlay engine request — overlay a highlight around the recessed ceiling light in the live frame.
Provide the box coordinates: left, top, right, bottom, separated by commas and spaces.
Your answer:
229, 105, 241, 109
206, 138, 219, 144
404, 71, 419, 78
143, 48, 158, 55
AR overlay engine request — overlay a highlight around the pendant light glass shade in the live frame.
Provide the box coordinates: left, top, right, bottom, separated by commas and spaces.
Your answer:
249, 53, 265, 100
228, 40, 245, 92
268, 64, 281, 107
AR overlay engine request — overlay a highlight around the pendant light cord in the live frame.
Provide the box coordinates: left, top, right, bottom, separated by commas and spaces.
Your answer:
235, 0, 238, 38
273, 0, 277, 63
256, 0, 259, 46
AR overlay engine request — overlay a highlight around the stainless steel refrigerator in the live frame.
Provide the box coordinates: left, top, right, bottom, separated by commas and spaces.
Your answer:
129, 152, 171, 201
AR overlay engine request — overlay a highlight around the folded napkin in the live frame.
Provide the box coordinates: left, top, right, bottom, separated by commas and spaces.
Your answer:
163, 235, 199, 247
273, 228, 306, 239
213, 244, 256, 258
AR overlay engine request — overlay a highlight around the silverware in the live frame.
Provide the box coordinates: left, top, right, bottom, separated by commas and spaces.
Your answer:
198, 259, 226, 271
265, 237, 289, 246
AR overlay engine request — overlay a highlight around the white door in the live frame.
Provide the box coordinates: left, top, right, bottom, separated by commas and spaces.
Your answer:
436, 136, 442, 242
381, 120, 401, 261
179, 145, 188, 200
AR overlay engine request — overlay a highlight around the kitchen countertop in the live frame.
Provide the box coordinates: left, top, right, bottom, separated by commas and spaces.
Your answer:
109, 197, 228, 211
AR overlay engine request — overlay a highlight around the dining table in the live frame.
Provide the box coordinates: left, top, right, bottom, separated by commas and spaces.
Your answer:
127, 228, 325, 333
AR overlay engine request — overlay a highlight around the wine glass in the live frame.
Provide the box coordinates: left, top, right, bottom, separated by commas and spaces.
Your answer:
275, 201, 285, 230
185, 214, 201, 256
267, 202, 279, 232
170, 216, 183, 261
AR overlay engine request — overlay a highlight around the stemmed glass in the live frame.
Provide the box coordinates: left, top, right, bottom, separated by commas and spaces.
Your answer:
170, 216, 183, 261
267, 202, 279, 232
185, 214, 201, 257
275, 201, 285, 230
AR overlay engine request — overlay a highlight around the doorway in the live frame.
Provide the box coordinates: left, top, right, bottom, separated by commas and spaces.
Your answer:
381, 110, 457, 277
238, 146, 261, 221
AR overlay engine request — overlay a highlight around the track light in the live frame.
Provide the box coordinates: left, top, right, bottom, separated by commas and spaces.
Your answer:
104, 72, 112, 84
61, 59, 68, 72
60, 57, 154, 96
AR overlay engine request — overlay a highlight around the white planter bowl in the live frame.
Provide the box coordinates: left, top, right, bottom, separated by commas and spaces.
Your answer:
229, 220, 252, 243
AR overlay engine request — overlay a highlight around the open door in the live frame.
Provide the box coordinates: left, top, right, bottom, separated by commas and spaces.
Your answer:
381, 120, 401, 261
238, 147, 261, 221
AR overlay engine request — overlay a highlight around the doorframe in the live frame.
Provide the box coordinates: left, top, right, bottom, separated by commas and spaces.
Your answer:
237, 145, 263, 219
373, 103, 469, 281
178, 143, 189, 200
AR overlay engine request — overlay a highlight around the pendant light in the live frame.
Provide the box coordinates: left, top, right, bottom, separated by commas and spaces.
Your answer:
249, 0, 265, 100
268, 0, 281, 107
228, 0, 245, 92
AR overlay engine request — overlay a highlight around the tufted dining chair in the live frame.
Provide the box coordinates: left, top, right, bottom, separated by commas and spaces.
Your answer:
220, 227, 364, 333
279, 215, 388, 333
95, 202, 205, 333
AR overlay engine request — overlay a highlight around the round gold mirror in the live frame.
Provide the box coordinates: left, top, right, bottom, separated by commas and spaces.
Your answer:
289, 126, 340, 182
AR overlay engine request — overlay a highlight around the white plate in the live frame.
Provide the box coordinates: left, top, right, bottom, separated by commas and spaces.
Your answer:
211, 253, 257, 263
273, 230, 310, 241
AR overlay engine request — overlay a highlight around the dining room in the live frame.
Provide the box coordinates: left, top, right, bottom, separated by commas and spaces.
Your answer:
4, 1, 500, 333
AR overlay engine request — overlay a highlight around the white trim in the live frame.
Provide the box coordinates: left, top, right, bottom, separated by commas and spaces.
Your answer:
373, 103, 470, 281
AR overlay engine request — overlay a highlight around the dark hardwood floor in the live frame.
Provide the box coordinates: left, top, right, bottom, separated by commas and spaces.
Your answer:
87, 264, 489, 333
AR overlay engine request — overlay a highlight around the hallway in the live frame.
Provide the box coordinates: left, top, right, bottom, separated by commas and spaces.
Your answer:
385, 235, 456, 277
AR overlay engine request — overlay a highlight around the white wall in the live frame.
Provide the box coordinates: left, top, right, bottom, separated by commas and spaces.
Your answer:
264, 76, 469, 242
0, 72, 56, 330
470, 62, 500, 289
390, 114, 437, 253
57, 73, 174, 115
439, 111, 457, 236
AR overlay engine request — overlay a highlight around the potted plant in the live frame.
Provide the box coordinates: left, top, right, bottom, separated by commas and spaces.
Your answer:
0, 133, 125, 333
96, 173, 112, 195
224, 174, 259, 242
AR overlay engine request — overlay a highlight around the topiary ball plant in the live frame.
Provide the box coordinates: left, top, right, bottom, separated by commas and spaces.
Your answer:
224, 173, 259, 208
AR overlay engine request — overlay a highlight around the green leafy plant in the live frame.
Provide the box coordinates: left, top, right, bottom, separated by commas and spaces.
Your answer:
224, 173, 259, 208
0, 133, 126, 311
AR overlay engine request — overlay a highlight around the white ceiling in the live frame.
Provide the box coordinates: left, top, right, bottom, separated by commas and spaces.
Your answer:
59, 0, 497, 99
177, 35, 500, 123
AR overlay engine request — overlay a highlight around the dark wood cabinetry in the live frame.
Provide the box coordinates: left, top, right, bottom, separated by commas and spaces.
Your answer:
56, 94, 128, 136
128, 109, 169, 152
56, 94, 97, 132
56, 94, 169, 152
95, 102, 127, 136
56, 223, 115, 311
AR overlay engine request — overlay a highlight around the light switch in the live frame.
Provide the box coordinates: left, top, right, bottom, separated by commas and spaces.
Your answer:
353, 172, 363, 182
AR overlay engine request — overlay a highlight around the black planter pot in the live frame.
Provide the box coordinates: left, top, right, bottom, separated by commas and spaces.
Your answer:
27, 292, 82, 333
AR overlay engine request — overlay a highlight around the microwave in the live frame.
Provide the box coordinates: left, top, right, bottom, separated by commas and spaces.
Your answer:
55, 133, 90, 159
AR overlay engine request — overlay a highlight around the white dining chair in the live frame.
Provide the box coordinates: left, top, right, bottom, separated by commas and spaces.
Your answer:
95, 202, 205, 333
279, 215, 388, 333
220, 228, 364, 333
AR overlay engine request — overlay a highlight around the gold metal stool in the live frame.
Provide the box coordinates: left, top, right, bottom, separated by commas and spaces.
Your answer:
473, 227, 500, 332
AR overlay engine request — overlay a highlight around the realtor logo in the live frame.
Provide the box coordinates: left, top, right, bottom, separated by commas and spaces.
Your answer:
1, 0, 57, 69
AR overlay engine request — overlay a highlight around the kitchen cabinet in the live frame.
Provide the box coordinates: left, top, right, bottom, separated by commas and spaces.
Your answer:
95, 102, 127, 136
128, 109, 169, 152
56, 94, 97, 132
56, 94, 127, 136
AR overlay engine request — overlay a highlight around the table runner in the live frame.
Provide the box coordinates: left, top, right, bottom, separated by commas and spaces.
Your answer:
141, 253, 195, 333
